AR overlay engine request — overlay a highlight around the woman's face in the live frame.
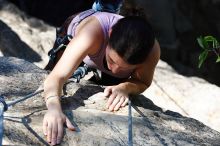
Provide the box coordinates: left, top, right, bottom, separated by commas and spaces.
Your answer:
106, 46, 136, 74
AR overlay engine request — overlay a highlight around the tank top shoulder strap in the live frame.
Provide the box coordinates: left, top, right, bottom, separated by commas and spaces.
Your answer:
77, 9, 97, 22
67, 9, 97, 36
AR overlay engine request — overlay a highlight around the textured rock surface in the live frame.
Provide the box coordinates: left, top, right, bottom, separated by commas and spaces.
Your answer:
1, 57, 220, 145
0, 1, 55, 68
1, 1, 220, 145
144, 61, 220, 132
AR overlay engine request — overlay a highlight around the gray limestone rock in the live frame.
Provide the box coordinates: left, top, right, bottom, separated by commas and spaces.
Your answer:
0, 1, 220, 145
0, 57, 220, 146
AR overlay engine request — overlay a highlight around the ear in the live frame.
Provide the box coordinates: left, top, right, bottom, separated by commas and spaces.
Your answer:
108, 29, 112, 37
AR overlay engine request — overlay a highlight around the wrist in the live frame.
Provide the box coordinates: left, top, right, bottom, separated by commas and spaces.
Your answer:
45, 95, 61, 110
118, 82, 135, 95
45, 95, 59, 102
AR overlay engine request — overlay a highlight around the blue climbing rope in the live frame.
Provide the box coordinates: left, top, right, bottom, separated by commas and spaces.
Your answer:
0, 99, 5, 145
128, 98, 133, 146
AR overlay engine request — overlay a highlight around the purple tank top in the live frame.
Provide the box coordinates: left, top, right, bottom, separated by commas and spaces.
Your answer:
67, 10, 134, 78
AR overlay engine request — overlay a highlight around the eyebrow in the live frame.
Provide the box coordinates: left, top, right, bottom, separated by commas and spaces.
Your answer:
108, 54, 132, 69
108, 55, 115, 64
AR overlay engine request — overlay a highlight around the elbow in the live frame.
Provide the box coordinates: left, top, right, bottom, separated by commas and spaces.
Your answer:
135, 81, 151, 94
142, 80, 152, 91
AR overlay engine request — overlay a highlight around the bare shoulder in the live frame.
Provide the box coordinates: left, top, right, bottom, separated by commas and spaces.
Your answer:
132, 40, 160, 86
135, 39, 161, 71
138, 39, 160, 70
74, 16, 104, 55
147, 39, 161, 64
75, 16, 103, 37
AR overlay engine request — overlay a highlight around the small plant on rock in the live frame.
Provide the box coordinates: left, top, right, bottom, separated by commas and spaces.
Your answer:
197, 36, 220, 68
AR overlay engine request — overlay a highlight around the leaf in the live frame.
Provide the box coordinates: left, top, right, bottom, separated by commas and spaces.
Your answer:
197, 37, 205, 49
204, 36, 215, 41
213, 39, 220, 49
216, 56, 220, 63
204, 36, 220, 49
197, 36, 209, 50
198, 50, 208, 68
203, 38, 210, 49
197, 35, 220, 68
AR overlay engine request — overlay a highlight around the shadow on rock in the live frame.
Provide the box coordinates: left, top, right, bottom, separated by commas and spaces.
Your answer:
61, 83, 104, 111
131, 94, 184, 118
0, 20, 42, 63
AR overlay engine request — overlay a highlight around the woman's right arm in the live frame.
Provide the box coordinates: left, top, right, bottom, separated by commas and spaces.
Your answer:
43, 69, 75, 145
43, 16, 104, 145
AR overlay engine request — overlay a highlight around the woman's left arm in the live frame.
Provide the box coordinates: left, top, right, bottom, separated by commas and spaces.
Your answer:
105, 40, 161, 111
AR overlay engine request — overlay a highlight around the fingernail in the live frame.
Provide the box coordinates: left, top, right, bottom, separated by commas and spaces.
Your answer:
69, 128, 75, 131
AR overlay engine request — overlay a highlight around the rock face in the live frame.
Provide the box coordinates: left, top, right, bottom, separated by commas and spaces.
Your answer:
0, 1, 55, 68
7, 0, 220, 85
7, 0, 94, 26
145, 60, 220, 133
1, 1, 220, 145
1, 56, 220, 146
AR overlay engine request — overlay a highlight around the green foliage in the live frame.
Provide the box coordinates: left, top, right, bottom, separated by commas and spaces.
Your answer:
197, 36, 220, 68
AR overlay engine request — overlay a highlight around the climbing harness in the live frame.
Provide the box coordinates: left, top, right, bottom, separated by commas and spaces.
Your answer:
47, 34, 73, 64
45, 9, 97, 71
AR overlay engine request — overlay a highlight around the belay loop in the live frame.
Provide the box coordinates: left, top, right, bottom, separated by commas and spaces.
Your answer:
44, 9, 97, 71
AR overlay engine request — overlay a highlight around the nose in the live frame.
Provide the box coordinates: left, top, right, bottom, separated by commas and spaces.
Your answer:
109, 63, 120, 73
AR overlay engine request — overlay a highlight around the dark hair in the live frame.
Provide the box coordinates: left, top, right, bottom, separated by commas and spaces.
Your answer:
109, 8, 155, 65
